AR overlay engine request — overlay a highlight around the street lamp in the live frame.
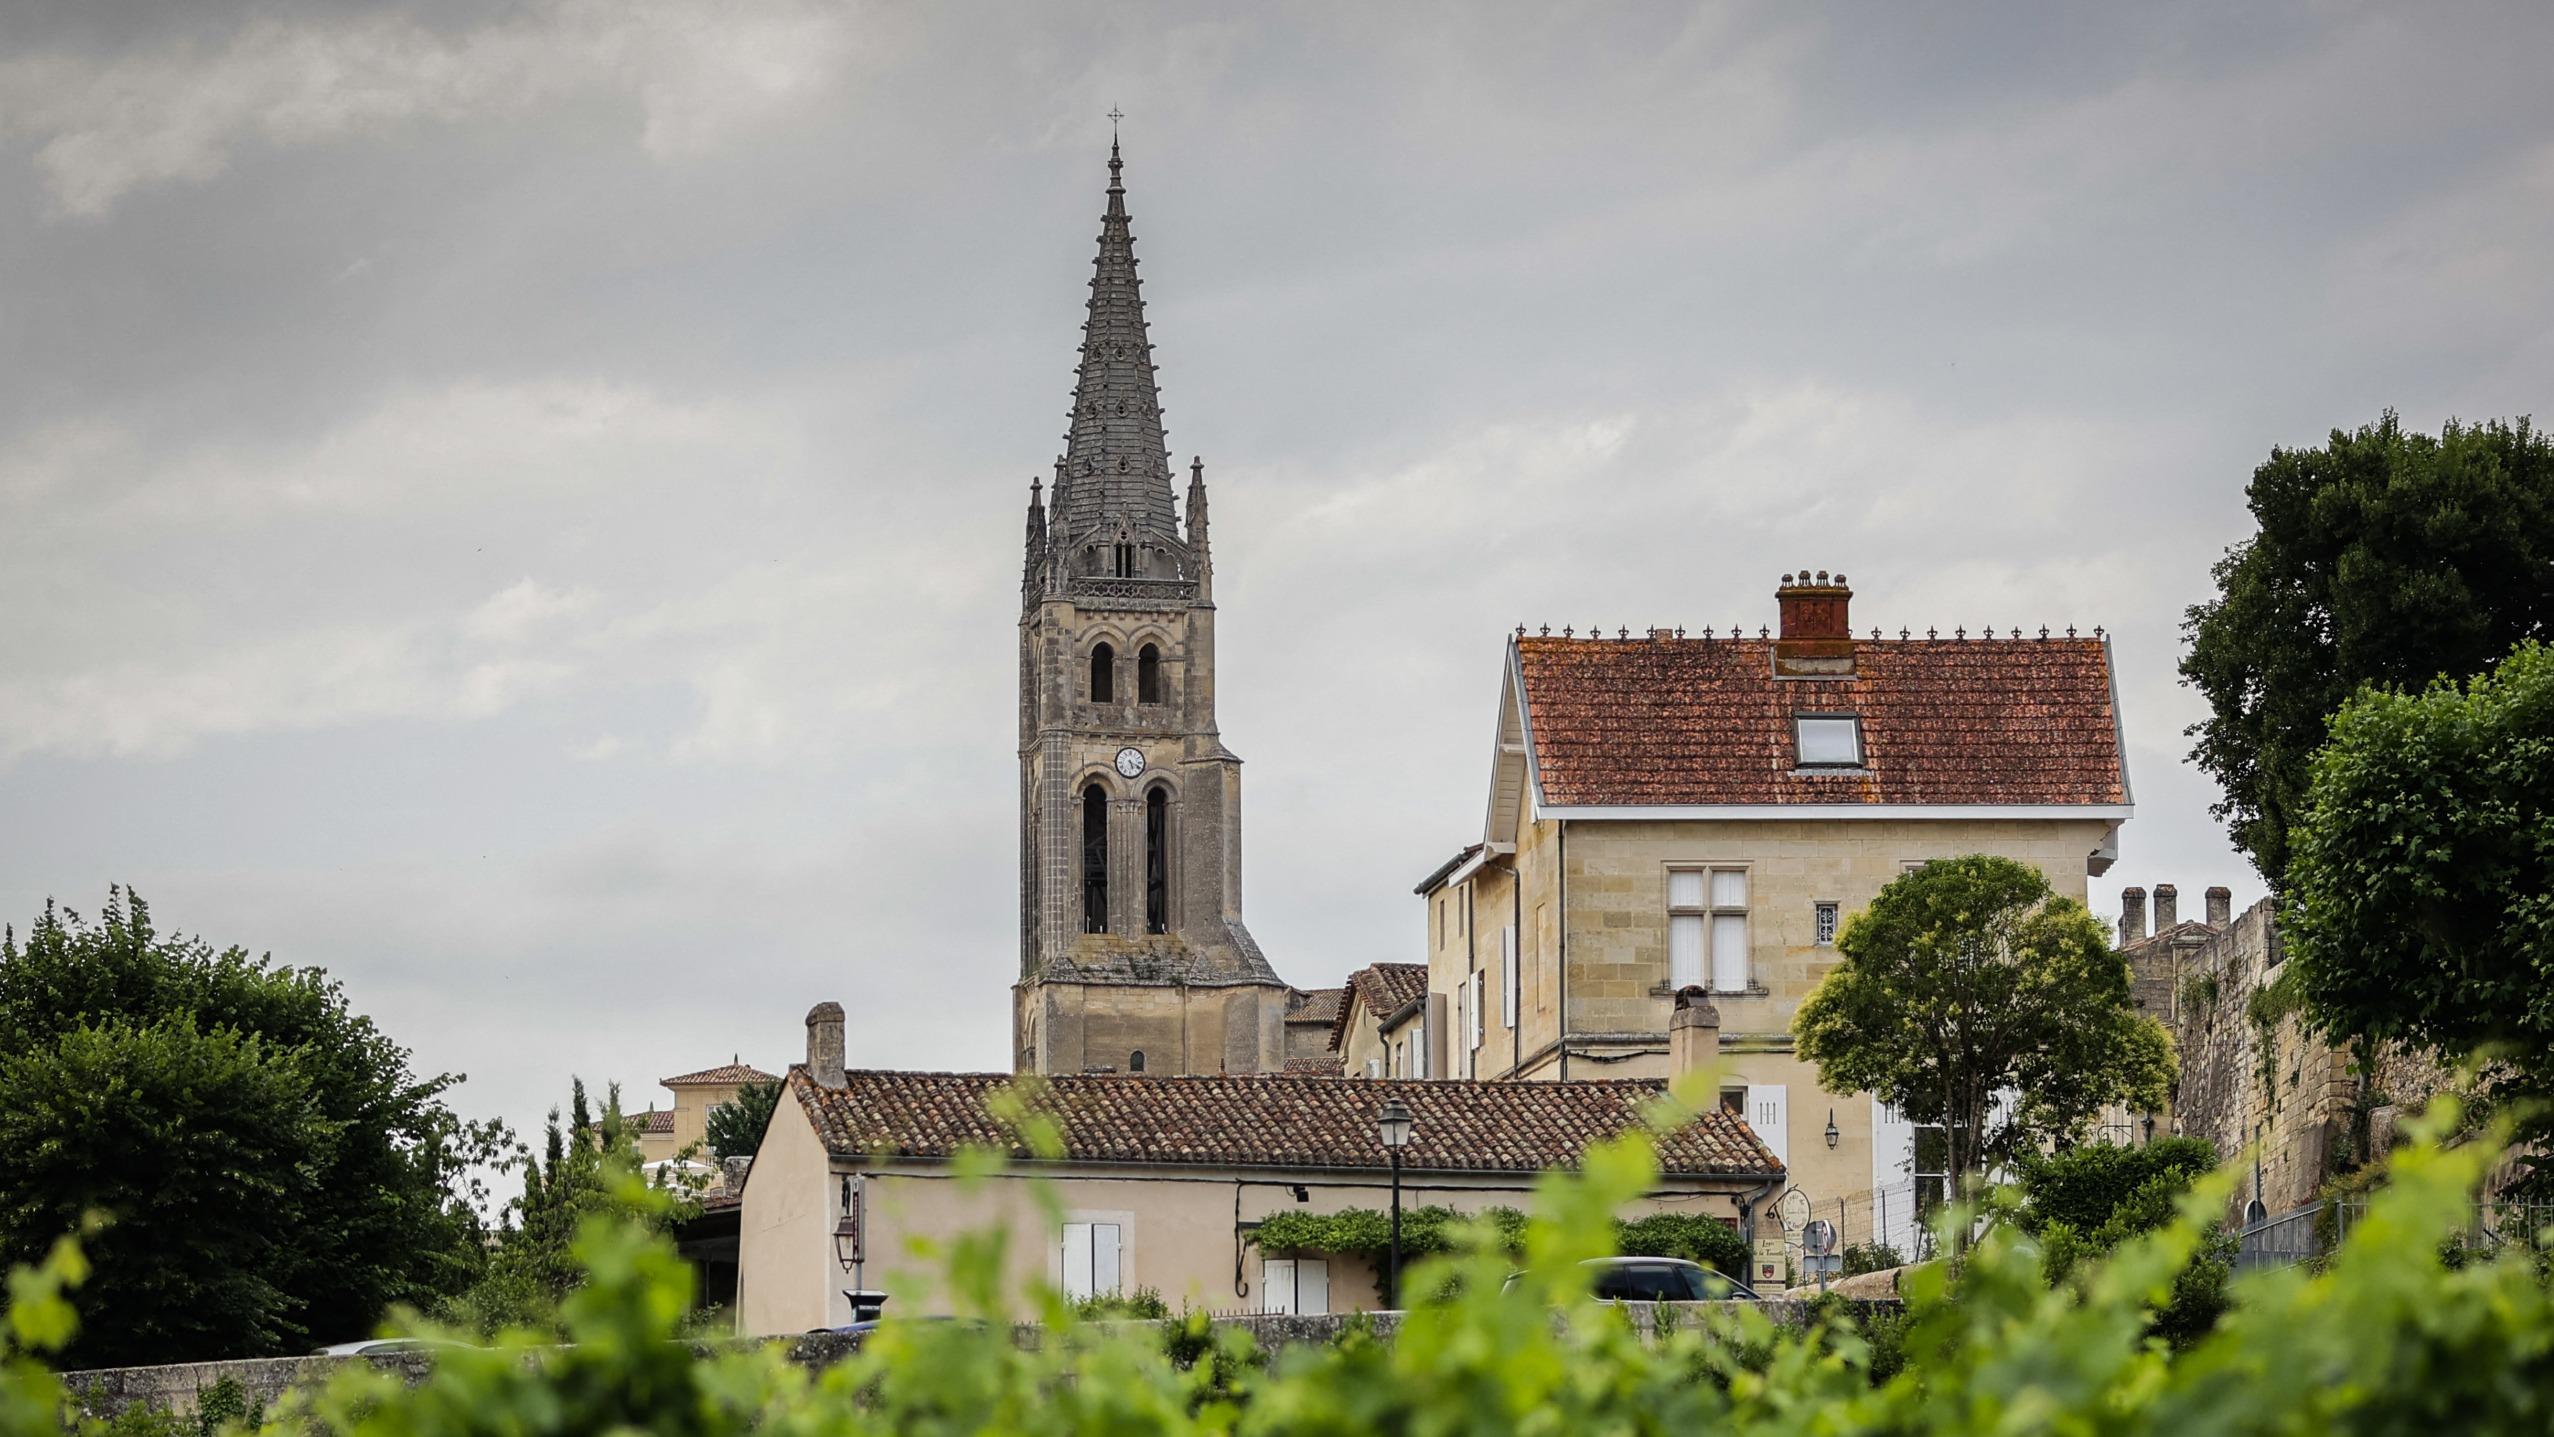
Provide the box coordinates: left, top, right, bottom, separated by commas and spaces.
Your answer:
1824, 1109, 1840, 1150
1377, 1098, 1415, 1308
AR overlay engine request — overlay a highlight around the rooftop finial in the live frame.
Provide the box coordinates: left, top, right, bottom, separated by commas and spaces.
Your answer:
1107, 107, 1125, 186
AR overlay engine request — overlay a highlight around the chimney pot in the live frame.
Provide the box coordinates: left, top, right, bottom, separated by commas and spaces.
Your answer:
1669, 986, 1722, 1078
2206, 886, 2232, 928
2153, 884, 2178, 932
1772, 571, 1856, 677
806, 1001, 847, 1089
2119, 886, 2148, 947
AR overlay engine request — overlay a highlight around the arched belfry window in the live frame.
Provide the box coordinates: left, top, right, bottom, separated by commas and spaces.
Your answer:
1081, 782, 1110, 934
1089, 643, 1114, 703
1128, 1050, 1146, 1073
1113, 542, 1136, 577
1137, 644, 1163, 704
1144, 785, 1171, 935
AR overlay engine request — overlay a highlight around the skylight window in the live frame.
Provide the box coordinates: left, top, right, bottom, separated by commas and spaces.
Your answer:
1795, 715, 1863, 768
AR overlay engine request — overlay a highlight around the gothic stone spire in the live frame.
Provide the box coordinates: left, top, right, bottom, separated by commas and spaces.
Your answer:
1056, 140, 1177, 537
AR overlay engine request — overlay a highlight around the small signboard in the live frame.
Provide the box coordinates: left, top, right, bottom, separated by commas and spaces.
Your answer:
1801, 1219, 1839, 1258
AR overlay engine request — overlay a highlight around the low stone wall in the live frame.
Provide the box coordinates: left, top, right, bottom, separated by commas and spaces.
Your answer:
63, 1299, 1886, 1421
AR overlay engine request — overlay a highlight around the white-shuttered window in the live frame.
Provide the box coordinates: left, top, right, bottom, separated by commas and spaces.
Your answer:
1061, 1222, 1121, 1300
1672, 867, 1750, 992
1469, 971, 1485, 1052
1745, 1084, 1789, 1164
1261, 1258, 1331, 1315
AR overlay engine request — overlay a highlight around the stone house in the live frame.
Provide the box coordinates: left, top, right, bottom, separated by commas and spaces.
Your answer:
737, 1002, 1782, 1333
1328, 963, 1431, 1078
1416, 572, 2132, 1254
635, 1061, 779, 1167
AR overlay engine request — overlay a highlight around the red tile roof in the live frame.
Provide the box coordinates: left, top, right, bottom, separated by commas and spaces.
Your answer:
637, 1109, 675, 1135
1331, 963, 1430, 1050
1283, 1056, 1342, 1076
1286, 987, 1345, 1025
1515, 635, 2126, 808
787, 1068, 1780, 1177
662, 1062, 779, 1087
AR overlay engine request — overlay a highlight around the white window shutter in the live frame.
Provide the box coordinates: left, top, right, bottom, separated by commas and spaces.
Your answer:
1667, 869, 1706, 907
1669, 914, 1705, 989
1092, 1223, 1121, 1297
1871, 1098, 1917, 1253
1745, 1084, 1789, 1164
1298, 1259, 1330, 1316
1711, 914, 1749, 991
1501, 927, 1518, 1026
1262, 1258, 1297, 1315
1470, 971, 1485, 1050
1062, 1223, 1094, 1300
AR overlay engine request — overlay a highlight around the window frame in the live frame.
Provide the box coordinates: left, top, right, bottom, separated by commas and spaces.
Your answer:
1668, 865, 1752, 993
1814, 901, 1839, 946
1089, 643, 1116, 704
1792, 713, 1864, 769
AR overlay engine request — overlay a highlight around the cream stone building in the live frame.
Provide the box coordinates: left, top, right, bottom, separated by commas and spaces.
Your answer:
1328, 963, 1430, 1079
1413, 573, 2132, 1255
634, 1061, 779, 1167
737, 1002, 1781, 1332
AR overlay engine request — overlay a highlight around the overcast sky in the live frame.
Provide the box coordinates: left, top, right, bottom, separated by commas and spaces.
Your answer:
5, 1, 2550, 1142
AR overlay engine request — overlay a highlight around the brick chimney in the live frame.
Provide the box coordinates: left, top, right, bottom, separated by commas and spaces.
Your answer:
806, 1001, 846, 1089
1669, 986, 1721, 1078
1773, 571, 1855, 677
2153, 883, 2178, 932
2206, 886, 2232, 928
2119, 886, 2147, 947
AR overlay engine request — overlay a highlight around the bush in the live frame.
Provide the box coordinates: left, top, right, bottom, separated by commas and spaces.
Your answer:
1253, 1205, 1747, 1283
1839, 1241, 1905, 1278
8, 1100, 2554, 1436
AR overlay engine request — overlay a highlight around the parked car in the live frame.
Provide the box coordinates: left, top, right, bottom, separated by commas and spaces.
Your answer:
310, 1337, 467, 1358
1504, 1257, 1761, 1303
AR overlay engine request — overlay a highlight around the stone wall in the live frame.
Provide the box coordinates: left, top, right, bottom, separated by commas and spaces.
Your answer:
62, 1300, 1891, 1421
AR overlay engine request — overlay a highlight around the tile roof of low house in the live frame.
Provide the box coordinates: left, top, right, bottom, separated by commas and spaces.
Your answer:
637, 1109, 675, 1135
662, 1062, 779, 1087
1282, 1056, 1342, 1076
786, 1067, 1780, 1177
1330, 963, 1431, 1050
1512, 634, 2127, 809
1286, 987, 1344, 1025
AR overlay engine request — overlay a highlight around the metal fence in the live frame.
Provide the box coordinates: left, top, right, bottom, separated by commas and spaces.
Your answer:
2236, 1198, 2554, 1273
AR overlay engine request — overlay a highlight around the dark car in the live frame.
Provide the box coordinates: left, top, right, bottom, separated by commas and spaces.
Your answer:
1504, 1256, 1760, 1303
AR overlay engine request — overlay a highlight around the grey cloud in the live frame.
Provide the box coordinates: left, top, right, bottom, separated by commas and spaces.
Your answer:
4, 0, 2549, 1140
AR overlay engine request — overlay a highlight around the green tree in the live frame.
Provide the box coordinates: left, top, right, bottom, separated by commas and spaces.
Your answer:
2181, 412, 2554, 886
704, 1079, 782, 1160
0, 892, 506, 1367
2284, 640, 2554, 1190
2007, 1137, 2233, 1346
1793, 857, 2174, 1184
445, 1079, 694, 1336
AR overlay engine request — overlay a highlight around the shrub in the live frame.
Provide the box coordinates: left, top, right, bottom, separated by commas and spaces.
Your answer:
1839, 1241, 1905, 1278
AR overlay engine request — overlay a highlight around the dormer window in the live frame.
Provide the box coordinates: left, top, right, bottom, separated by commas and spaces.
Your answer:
1794, 714, 1862, 768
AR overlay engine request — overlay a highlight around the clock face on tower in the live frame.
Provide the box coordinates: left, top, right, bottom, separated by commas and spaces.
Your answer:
1114, 746, 1147, 779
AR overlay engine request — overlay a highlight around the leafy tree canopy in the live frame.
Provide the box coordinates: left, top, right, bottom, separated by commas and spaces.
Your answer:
2181, 411, 2554, 885
0, 891, 506, 1368
705, 1079, 782, 1160
2285, 640, 2554, 1189
443, 1079, 697, 1337
1793, 856, 2175, 1180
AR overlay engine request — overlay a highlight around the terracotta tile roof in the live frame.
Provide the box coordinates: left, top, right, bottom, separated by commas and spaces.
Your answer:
1331, 963, 1430, 1050
1515, 635, 2126, 808
661, 1062, 779, 1087
1283, 1056, 1342, 1076
637, 1109, 675, 1135
1286, 987, 1345, 1025
787, 1067, 1780, 1177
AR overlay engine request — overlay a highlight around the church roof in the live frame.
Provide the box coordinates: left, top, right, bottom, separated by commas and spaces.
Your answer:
785, 1067, 1781, 1177
1506, 633, 2129, 812
1052, 140, 1178, 538
1286, 986, 1345, 1024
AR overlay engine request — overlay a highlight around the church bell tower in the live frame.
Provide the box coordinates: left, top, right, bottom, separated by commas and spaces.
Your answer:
1014, 141, 1290, 1076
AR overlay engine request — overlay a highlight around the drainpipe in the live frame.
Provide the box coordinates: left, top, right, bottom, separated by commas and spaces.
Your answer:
1557, 822, 1570, 1082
